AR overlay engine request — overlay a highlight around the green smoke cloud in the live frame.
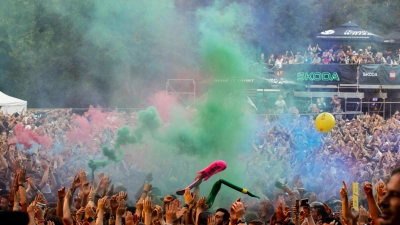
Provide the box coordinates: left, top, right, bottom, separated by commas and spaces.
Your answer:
88, 159, 108, 172
133, 1, 258, 207
91, 106, 162, 165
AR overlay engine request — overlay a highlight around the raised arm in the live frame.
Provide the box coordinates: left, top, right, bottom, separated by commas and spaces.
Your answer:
49, 168, 57, 191
14, 167, 28, 212
196, 197, 208, 225
340, 181, 353, 222
63, 188, 73, 225
56, 187, 66, 218
96, 197, 107, 225
38, 160, 50, 189
364, 182, 382, 224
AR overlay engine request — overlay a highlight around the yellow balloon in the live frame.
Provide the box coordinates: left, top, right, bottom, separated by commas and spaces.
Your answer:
315, 112, 335, 133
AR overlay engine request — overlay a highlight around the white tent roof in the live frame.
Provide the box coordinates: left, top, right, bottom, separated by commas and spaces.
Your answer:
0, 91, 27, 114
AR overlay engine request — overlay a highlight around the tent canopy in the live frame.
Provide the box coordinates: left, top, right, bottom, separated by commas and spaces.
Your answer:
382, 29, 400, 45
0, 91, 27, 114
315, 22, 383, 43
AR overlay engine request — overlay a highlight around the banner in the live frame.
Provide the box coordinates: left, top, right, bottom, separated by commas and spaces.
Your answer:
358, 64, 381, 85
380, 65, 400, 85
352, 182, 359, 211
249, 64, 400, 87
281, 64, 358, 85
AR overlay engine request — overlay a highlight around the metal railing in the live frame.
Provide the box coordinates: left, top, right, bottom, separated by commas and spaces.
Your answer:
166, 79, 196, 106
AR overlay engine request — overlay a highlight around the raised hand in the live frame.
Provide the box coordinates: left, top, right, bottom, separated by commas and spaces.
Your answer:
118, 191, 128, 201
27, 177, 37, 189
117, 199, 127, 216
174, 200, 187, 219
84, 205, 96, 219
40, 160, 49, 170
376, 181, 386, 199
165, 201, 178, 224
64, 188, 72, 201
196, 196, 208, 210
126, 211, 135, 225
136, 198, 144, 212
110, 195, 119, 210
231, 201, 247, 220
363, 182, 373, 197
98, 175, 110, 192
340, 181, 348, 198
71, 175, 81, 190
207, 214, 216, 225
184, 188, 196, 205
36, 192, 47, 204
34, 204, 45, 220
18, 167, 27, 184
229, 198, 241, 221
154, 205, 163, 221
27, 201, 35, 215
97, 196, 107, 210
78, 169, 87, 184
283, 205, 291, 218
358, 206, 368, 224
276, 201, 287, 222
133, 214, 139, 225
82, 182, 91, 196
143, 196, 152, 213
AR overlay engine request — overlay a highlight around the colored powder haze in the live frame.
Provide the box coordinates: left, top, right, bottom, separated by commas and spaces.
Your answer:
1, 0, 352, 208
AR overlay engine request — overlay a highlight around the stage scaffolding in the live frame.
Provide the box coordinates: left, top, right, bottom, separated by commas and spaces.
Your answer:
166, 79, 196, 107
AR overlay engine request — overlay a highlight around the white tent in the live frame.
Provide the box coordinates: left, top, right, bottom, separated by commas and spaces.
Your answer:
0, 91, 27, 114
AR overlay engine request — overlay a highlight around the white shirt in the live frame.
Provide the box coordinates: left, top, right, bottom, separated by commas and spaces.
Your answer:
275, 100, 286, 113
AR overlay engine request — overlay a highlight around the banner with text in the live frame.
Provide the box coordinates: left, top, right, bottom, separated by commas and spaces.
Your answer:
358, 64, 381, 84
281, 64, 358, 85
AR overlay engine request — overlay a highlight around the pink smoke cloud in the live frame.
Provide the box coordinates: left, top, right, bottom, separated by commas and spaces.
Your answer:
10, 123, 53, 149
149, 91, 179, 122
66, 107, 124, 147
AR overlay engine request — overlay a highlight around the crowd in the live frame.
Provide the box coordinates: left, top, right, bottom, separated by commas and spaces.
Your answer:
259, 45, 400, 68
0, 104, 400, 225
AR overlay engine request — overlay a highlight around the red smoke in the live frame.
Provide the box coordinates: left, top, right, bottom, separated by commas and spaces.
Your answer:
66, 107, 124, 147
149, 91, 179, 122
10, 123, 53, 149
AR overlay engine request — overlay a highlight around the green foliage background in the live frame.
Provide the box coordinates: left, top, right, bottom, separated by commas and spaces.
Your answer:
0, 0, 399, 107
